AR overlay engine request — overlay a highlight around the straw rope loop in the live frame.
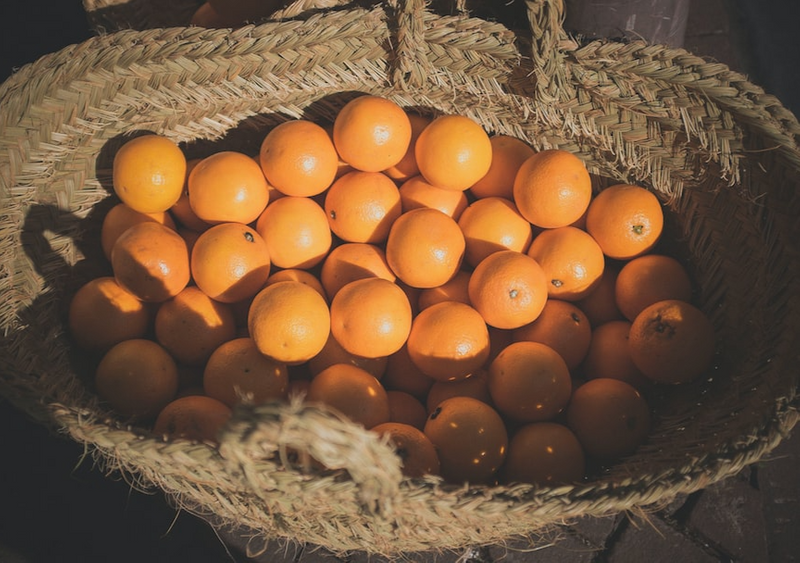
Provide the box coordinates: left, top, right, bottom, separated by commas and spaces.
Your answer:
388, 0, 435, 90
218, 397, 404, 515
525, 0, 579, 103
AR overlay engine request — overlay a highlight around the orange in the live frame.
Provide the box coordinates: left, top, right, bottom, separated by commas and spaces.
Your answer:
425, 369, 492, 414
323, 170, 402, 244
111, 221, 190, 303
487, 341, 572, 422
382, 344, 436, 401
512, 298, 592, 371
259, 119, 339, 197
371, 422, 440, 478
319, 242, 396, 299
575, 261, 624, 327
187, 150, 269, 225
526, 226, 605, 301
405, 301, 490, 382
423, 396, 507, 485
308, 332, 389, 381
585, 183, 664, 260
512, 149, 592, 229
247, 280, 331, 364
203, 337, 289, 407
414, 114, 492, 192
306, 363, 390, 429
581, 320, 650, 391
500, 422, 586, 486
615, 254, 693, 321
628, 299, 715, 384
382, 112, 432, 182
255, 196, 332, 269
566, 377, 651, 460
152, 395, 232, 444
95, 338, 179, 419
467, 250, 549, 330
386, 391, 429, 431
154, 286, 237, 366
398, 175, 469, 220
457, 196, 533, 268
469, 134, 535, 200
385, 207, 466, 289
68, 276, 150, 352
329, 277, 412, 359
265, 268, 327, 301
191, 222, 271, 304
332, 95, 412, 172
112, 134, 187, 214
417, 269, 471, 311
100, 202, 177, 261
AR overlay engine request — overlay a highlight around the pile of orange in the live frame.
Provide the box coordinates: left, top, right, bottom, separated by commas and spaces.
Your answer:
68, 94, 717, 487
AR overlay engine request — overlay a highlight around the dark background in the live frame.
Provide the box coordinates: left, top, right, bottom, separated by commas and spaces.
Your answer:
1, 1, 798, 562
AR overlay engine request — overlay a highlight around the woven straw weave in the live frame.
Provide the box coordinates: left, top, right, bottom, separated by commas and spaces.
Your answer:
3, 0, 800, 556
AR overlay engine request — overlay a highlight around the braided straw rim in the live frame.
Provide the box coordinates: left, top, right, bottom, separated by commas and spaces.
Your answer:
4, 0, 800, 556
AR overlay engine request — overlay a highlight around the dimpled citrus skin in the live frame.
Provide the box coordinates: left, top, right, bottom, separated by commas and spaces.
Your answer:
385, 207, 466, 289
307, 363, 391, 429
111, 221, 190, 303
95, 339, 179, 420
500, 422, 586, 486
414, 114, 493, 192
423, 396, 507, 485
628, 299, 715, 384
324, 170, 402, 244
113, 134, 187, 214
259, 119, 339, 197
566, 378, 651, 460
487, 341, 572, 423
512, 149, 592, 229
187, 150, 269, 225
372, 422, 441, 477
526, 226, 605, 301
247, 280, 331, 365
256, 196, 332, 269
585, 183, 664, 260
405, 301, 490, 382
332, 95, 413, 173
329, 277, 413, 359
190, 222, 271, 304
468, 250, 549, 330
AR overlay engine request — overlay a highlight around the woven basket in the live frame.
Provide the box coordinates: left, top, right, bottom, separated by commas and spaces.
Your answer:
3, 0, 800, 556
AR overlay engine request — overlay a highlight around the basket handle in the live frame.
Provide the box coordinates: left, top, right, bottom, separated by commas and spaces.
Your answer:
387, 0, 576, 95
217, 398, 405, 514
388, 0, 435, 90
525, 0, 579, 102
